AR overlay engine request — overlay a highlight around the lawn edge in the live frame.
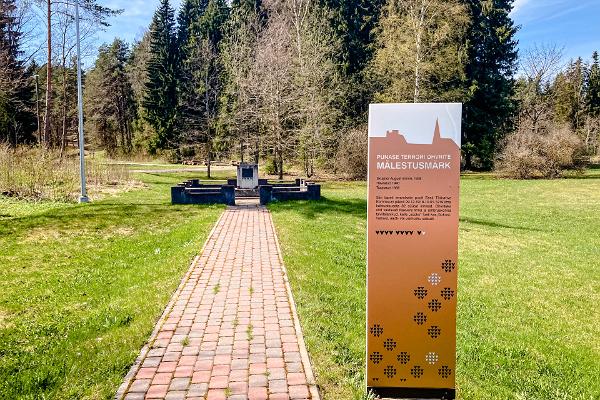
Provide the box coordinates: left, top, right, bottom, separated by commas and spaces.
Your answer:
268, 208, 322, 400
114, 210, 225, 400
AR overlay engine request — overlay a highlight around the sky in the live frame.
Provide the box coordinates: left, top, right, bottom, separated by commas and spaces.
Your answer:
511, 0, 600, 62
96, 0, 600, 64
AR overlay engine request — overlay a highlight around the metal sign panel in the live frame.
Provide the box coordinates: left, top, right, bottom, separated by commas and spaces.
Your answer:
367, 103, 462, 399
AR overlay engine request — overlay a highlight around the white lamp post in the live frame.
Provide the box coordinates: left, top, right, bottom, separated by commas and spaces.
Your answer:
75, 1, 89, 203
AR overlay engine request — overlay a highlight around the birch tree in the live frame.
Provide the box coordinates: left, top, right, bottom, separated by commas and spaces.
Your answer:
252, 6, 297, 179
34, 0, 119, 147
371, 0, 469, 103
285, 0, 340, 176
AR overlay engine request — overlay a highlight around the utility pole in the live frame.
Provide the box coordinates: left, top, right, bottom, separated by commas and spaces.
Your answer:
34, 74, 41, 145
43, 0, 52, 147
75, 1, 89, 203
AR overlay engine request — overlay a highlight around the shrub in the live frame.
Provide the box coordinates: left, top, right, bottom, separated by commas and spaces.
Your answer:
0, 145, 132, 201
496, 125, 587, 179
335, 126, 368, 179
263, 157, 278, 176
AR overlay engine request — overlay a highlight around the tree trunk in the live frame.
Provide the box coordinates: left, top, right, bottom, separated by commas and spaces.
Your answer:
254, 135, 260, 164
240, 139, 244, 163
464, 152, 472, 171
413, 1, 426, 103
278, 148, 283, 180
43, 0, 52, 147
60, 67, 67, 158
206, 140, 212, 179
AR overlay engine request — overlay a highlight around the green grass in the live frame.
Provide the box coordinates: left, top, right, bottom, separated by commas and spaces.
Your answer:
2, 167, 599, 400
269, 173, 600, 400
0, 172, 223, 399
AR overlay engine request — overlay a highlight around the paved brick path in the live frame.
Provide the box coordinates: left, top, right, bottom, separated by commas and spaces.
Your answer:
116, 206, 319, 400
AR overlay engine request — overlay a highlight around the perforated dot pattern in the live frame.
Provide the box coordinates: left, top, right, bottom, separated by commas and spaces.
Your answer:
428, 326, 441, 338
441, 287, 455, 300
425, 352, 439, 365
413, 312, 427, 325
411, 365, 424, 378
439, 365, 452, 379
441, 259, 456, 273
397, 352, 410, 364
414, 286, 428, 299
428, 273, 442, 286
370, 352, 383, 365
428, 299, 442, 312
370, 324, 384, 337
384, 365, 397, 378
383, 338, 397, 351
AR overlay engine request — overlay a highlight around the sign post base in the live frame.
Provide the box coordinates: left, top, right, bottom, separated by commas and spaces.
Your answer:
367, 387, 456, 400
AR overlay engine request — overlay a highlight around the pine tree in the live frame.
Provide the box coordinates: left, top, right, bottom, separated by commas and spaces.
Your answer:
86, 39, 136, 155
319, 0, 385, 122
178, 0, 229, 176
371, 0, 469, 103
586, 51, 600, 117
553, 58, 586, 131
143, 0, 179, 150
0, 0, 36, 145
177, 0, 209, 65
462, 0, 519, 170
320, 0, 385, 76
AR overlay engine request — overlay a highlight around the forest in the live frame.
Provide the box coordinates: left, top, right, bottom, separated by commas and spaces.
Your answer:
1, 0, 599, 179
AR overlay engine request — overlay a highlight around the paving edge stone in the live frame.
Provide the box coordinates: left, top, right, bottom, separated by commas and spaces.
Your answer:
114, 212, 226, 400
268, 209, 321, 400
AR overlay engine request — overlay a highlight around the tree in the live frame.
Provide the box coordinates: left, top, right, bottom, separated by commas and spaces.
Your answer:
586, 52, 600, 117
85, 39, 135, 155
177, 0, 209, 143
52, 1, 101, 154
285, 0, 341, 177
126, 31, 153, 149
219, 0, 264, 163
176, 0, 208, 137
583, 51, 600, 154
462, 0, 519, 170
370, 0, 469, 103
36, 0, 119, 148
180, 0, 229, 177
516, 44, 564, 134
553, 58, 586, 132
319, 0, 384, 76
0, 0, 36, 145
318, 0, 385, 123
143, 0, 179, 150
252, 3, 297, 179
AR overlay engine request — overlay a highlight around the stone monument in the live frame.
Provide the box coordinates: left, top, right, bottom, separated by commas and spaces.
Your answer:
237, 163, 259, 189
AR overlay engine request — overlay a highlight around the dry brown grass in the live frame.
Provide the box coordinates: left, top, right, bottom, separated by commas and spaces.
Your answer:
0, 145, 136, 201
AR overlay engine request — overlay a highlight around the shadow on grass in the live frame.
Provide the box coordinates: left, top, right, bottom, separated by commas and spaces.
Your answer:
460, 217, 543, 232
562, 171, 600, 179
0, 201, 221, 239
461, 172, 500, 180
269, 196, 367, 219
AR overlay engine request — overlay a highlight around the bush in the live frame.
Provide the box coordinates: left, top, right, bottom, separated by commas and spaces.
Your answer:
0, 145, 132, 201
497, 125, 587, 179
264, 157, 278, 176
335, 126, 368, 179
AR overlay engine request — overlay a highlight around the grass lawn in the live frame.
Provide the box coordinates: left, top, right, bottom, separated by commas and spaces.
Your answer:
0, 172, 225, 399
269, 172, 600, 400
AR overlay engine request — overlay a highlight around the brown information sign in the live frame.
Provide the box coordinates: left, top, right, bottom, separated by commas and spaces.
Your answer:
367, 104, 462, 399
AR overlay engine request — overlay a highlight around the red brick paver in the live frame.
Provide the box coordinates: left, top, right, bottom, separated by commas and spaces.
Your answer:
116, 206, 319, 400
